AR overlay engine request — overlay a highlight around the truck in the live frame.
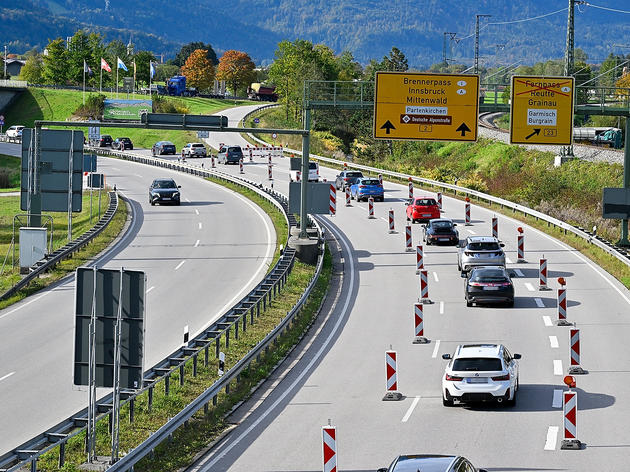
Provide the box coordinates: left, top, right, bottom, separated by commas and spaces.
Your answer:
247, 83, 278, 102
166, 75, 197, 97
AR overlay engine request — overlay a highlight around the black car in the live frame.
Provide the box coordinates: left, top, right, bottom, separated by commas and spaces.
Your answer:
149, 178, 181, 206
422, 218, 459, 246
152, 141, 176, 156
378, 454, 487, 472
98, 135, 113, 147
112, 137, 133, 150
464, 266, 514, 307
217, 145, 244, 164
335, 170, 364, 190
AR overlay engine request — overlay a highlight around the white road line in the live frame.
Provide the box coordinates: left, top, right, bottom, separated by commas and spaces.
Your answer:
134, 174, 142, 178
402, 396, 421, 423
0, 372, 15, 383
198, 222, 202, 230
543, 315, 553, 326
185, 198, 191, 203
432, 340, 441, 358
433, 272, 439, 282
439, 301, 444, 314
553, 360, 563, 375
380, 217, 388, 222
536, 298, 546, 308
195, 209, 199, 215
146, 286, 155, 294
195, 218, 354, 470
174, 260, 186, 271
195, 240, 200, 247
0, 292, 51, 321
544, 426, 559, 450
506, 257, 513, 264
467, 229, 476, 234
549, 336, 559, 348
514, 269, 524, 277
552, 389, 563, 408
524, 282, 535, 292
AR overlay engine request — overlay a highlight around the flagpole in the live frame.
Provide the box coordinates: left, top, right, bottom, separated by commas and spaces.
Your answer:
83, 60, 86, 105
100, 65, 102, 94
116, 57, 119, 99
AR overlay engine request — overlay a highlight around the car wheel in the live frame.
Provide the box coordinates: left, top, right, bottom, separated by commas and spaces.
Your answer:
506, 390, 517, 407
506, 299, 514, 308
442, 393, 454, 407
150, 201, 155, 206
466, 299, 473, 307
175, 201, 180, 206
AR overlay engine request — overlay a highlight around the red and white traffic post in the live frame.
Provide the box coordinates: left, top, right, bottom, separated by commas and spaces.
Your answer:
268, 163, 273, 180
211, 155, 216, 168
378, 173, 383, 185
419, 269, 432, 304
464, 198, 471, 225
329, 184, 336, 216
561, 390, 581, 449
517, 227, 525, 263
268, 153, 272, 165
405, 225, 413, 251
557, 278, 571, 325
416, 245, 424, 274
388, 208, 395, 233
239, 158, 244, 174
539, 258, 550, 290
249, 147, 253, 161
491, 216, 498, 239
295, 170, 301, 182
368, 197, 375, 219
413, 303, 429, 344
568, 328, 586, 374
408, 177, 413, 200
322, 425, 337, 472
345, 186, 351, 206
437, 192, 442, 210
383, 350, 402, 400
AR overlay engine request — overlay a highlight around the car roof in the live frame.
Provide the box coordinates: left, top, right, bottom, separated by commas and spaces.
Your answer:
466, 236, 499, 243
455, 344, 502, 358
392, 455, 458, 472
429, 218, 452, 224
470, 266, 508, 273
153, 178, 175, 182
190, 142, 204, 145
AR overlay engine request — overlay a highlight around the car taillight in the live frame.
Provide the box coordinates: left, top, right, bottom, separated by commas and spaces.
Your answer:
500, 282, 512, 287
344, 178, 349, 181
359, 185, 365, 189
445, 374, 463, 381
468, 282, 484, 287
492, 374, 510, 381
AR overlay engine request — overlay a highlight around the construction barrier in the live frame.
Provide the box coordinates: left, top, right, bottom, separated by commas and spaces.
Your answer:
379, 173, 383, 185
329, 184, 336, 216
492, 216, 498, 239
539, 258, 549, 290
345, 187, 351, 206
437, 192, 442, 209
465, 202, 471, 225
239, 159, 244, 174
383, 350, 402, 400
295, 170, 301, 182
561, 391, 581, 449
268, 163, 273, 180
268, 153, 272, 165
322, 426, 337, 472
408, 178, 413, 199
405, 225, 412, 251
245, 144, 284, 159
416, 245, 424, 274
517, 233, 525, 262
211, 155, 216, 168
388, 208, 395, 233
557, 287, 570, 326
248, 147, 253, 161
419, 269, 432, 303
413, 303, 429, 344
368, 197, 375, 219
568, 328, 586, 374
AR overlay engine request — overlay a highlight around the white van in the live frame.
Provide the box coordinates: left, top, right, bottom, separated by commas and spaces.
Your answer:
290, 161, 319, 182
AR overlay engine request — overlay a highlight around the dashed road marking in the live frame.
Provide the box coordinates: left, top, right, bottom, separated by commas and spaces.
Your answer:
432, 340, 441, 358
506, 257, 514, 264
195, 209, 199, 215
0, 372, 15, 383
549, 336, 559, 348
514, 269, 524, 277
146, 286, 155, 293
433, 272, 439, 282
402, 396, 420, 423
543, 315, 552, 326
174, 260, 186, 271
439, 301, 444, 314
198, 222, 203, 230
552, 389, 563, 408
524, 282, 535, 292
536, 298, 546, 308
467, 229, 476, 234
195, 240, 200, 247
553, 360, 563, 375
544, 426, 559, 450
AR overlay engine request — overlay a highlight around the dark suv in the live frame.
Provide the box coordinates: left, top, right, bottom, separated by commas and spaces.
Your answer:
98, 135, 113, 147
149, 178, 181, 206
217, 145, 244, 164
379, 454, 487, 472
112, 137, 133, 150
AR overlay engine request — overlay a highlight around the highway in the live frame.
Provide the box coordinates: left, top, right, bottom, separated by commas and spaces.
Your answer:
163, 105, 630, 471
0, 151, 276, 453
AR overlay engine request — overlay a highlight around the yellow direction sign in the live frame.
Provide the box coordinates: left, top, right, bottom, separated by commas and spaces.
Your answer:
510, 75, 575, 145
374, 72, 479, 142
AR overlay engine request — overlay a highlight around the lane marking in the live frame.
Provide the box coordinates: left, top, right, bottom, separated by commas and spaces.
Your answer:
439, 301, 444, 314
0, 292, 51, 321
514, 268, 524, 277
467, 229, 476, 234
544, 426, 559, 450
543, 315, 552, 326
524, 282, 535, 292
174, 260, 186, 271
552, 389, 563, 408
536, 298, 546, 308
401, 396, 420, 423
146, 286, 155, 293
506, 257, 513, 264
432, 339, 441, 358
195, 240, 200, 247
196, 218, 355, 469
433, 272, 439, 282
549, 335, 559, 348
553, 360, 563, 375
0, 372, 15, 383
380, 217, 388, 222
185, 198, 191, 203
195, 209, 199, 215
198, 222, 203, 230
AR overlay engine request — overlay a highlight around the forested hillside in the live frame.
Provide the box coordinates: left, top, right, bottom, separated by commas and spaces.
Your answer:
3, 0, 629, 66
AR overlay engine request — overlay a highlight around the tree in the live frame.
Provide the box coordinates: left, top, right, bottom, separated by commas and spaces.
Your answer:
381, 47, 408, 72
42, 38, 68, 85
181, 49, 215, 90
173, 42, 218, 67
67, 30, 91, 85
336, 50, 362, 81
19, 51, 44, 83
216, 50, 255, 96
88, 33, 108, 87
600, 53, 624, 87
134, 50, 156, 86
155, 64, 179, 82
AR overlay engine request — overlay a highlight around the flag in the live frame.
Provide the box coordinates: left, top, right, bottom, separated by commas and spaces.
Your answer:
101, 58, 111, 72
150, 62, 156, 79
117, 57, 128, 71
83, 60, 93, 76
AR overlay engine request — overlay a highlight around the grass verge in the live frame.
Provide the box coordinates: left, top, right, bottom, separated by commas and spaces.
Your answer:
0, 154, 21, 192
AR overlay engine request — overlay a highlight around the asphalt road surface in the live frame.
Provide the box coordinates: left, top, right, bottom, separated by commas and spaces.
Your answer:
0, 153, 276, 453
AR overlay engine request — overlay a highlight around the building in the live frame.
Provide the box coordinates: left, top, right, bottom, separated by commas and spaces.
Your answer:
6, 59, 26, 78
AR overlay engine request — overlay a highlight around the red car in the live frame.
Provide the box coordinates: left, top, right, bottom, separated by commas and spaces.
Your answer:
406, 196, 440, 223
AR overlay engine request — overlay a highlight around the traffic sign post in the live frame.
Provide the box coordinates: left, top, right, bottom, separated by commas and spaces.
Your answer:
510, 75, 575, 145
374, 72, 479, 142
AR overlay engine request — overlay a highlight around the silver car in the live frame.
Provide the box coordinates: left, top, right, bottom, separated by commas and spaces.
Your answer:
181, 142, 207, 157
457, 236, 505, 273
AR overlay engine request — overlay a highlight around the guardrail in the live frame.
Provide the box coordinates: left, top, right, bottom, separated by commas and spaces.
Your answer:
0, 191, 119, 302
0, 79, 27, 88
0, 134, 21, 144
244, 109, 630, 269
0, 148, 323, 472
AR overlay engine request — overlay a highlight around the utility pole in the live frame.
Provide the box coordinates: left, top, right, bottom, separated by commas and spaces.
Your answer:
475, 15, 491, 75
3, 45, 6, 79
563, 0, 586, 157
443, 32, 457, 65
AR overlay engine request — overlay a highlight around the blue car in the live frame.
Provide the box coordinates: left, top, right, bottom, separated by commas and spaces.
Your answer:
350, 177, 384, 202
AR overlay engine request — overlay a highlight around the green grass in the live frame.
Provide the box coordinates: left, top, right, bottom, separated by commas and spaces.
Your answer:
0, 155, 21, 191
0, 190, 122, 309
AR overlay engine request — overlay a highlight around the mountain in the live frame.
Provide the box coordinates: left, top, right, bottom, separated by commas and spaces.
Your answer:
3, 0, 630, 67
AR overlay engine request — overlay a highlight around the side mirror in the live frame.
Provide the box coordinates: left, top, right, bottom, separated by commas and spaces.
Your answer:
442, 353, 451, 360
178, 185, 182, 188
513, 353, 522, 359
377, 469, 388, 472
460, 272, 467, 278
500, 243, 505, 247
453, 223, 457, 226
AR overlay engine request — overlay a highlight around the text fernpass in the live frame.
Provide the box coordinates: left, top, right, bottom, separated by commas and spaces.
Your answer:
374, 71, 479, 142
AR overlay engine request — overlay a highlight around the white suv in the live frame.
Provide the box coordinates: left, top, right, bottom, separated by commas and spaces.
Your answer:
181, 142, 207, 158
441, 344, 521, 407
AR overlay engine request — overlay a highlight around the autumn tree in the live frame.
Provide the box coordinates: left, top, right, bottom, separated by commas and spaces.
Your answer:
173, 42, 218, 67
181, 49, 215, 90
216, 50, 255, 96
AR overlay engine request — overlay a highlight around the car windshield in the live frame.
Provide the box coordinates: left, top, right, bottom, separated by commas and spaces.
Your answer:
471, 269, 508, 282
415, 199, 437, 206
228, 147, 242, 152
347, 172, 362, 177
192, 144, 204, 147
153, 180, 176, 189
164, 142, 174, 146
309, 162, 318, 169
467, 242, 500, 251
361, 179, 380, 185
432, 221, 452, 229
452, 358, 503, 371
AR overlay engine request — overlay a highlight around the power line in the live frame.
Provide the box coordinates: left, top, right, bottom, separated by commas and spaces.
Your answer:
584, 2, 630, 14
488, 7, 568, 25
